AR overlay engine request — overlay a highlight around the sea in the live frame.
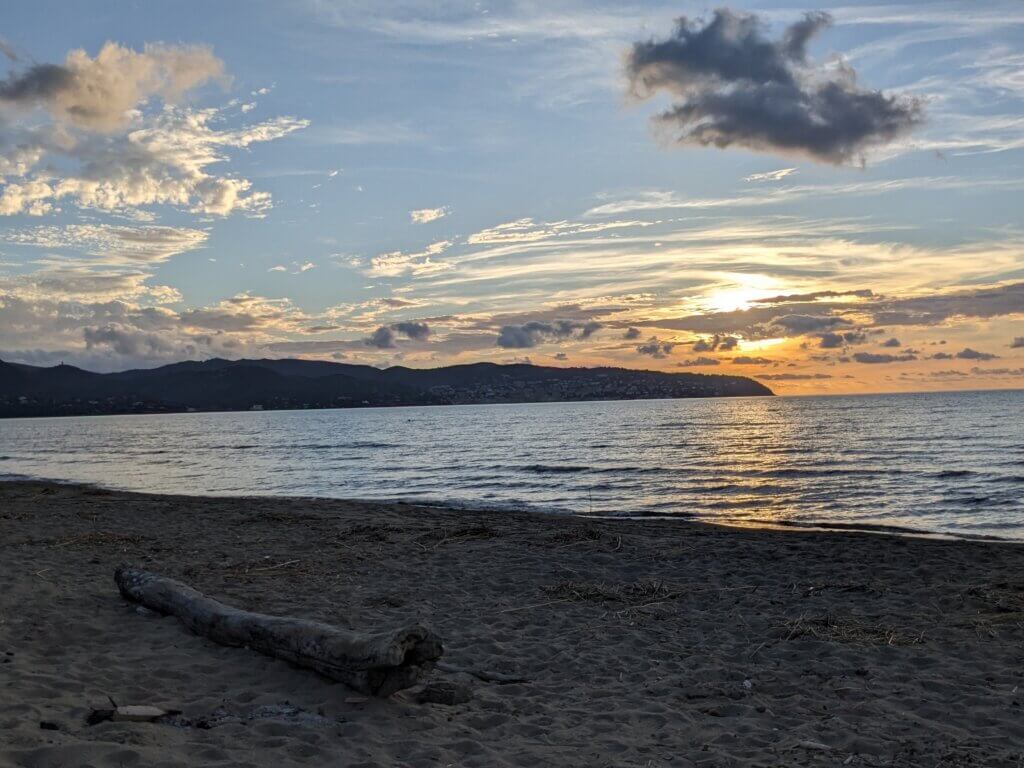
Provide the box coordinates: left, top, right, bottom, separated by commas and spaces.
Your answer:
2, 389, 1023, 540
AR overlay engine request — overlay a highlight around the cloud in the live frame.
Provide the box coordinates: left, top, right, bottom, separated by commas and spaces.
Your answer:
496, 319, 600, 349
818, 329, 867, 348
0, 108, 308, 217
732, 355, 773, 365
1012, 337, 1024, 349
636, 337, 675, 358
677, 356, 719, 367
625, 9, 923, 163
410, 206, 449, 224
0, 42, 226, 132
744, 168, 797, 182
754, 289, 874, 304
4, 224, 208, 265
0, 42, 307, 219
757, 373, 832, 380
872, 282, 1024, 326
365, 321, 432, 348
366, 326, 396, 349
692, 334, 738, 352
881, 337, 902, 347
852, 351, 918, 363
623, 327, 641, 340
772, 314, 851, 334
364, 240, 452, 277
391, 321, 431, 340
954, 347, 999, 361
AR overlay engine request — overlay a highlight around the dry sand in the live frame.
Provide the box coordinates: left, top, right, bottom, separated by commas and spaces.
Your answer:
2, 480, 1023, 767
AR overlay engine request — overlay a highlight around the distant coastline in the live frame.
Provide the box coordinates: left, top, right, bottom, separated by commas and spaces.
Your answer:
0, 357, 772, 419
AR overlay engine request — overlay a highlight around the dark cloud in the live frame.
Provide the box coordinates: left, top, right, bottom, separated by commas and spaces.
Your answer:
874, 282, 1024, 326
1012, 337, 1024, 349
636, 337, 675, 358
732, 355, 773, 365
757, 372, 832, 380
692, 334, 739, 352
623, 326, 641, 340
677, 356, 719, 367
0, 63, 72, 103
954, 347, 998, 361
495, 320, 601, 349
366, 326, 396, 349
818, 329, 868, 348
391, 321, 431, 340
83, 324, 178, 359
852, 351, 917, 364
626, 9, 922, 163
364, 321, 431, 349
881, 337, 901, 347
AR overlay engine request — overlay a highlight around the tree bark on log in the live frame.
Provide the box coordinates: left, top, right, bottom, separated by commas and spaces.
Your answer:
114, 566, 443, 697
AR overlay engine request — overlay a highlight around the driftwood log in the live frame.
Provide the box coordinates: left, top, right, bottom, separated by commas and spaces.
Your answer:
114, 566, 443, 696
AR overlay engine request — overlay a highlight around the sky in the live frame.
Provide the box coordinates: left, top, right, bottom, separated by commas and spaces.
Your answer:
1, 0, 1023, 394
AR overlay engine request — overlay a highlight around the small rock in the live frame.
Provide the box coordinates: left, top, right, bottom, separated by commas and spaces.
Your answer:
417, 681, 472, 706
39, 721, 59, 731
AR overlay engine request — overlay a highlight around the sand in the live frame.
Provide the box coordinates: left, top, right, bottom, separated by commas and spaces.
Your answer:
2, 480, 1023, 767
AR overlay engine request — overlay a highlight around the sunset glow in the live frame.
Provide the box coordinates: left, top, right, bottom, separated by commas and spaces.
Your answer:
1, 1, 1022, 394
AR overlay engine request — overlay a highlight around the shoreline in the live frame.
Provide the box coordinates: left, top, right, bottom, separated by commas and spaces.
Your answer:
3, 480, 1024, 766
1, 472, 1016, 544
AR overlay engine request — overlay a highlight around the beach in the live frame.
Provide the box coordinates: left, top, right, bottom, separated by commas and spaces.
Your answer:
2, 480, 1023, 767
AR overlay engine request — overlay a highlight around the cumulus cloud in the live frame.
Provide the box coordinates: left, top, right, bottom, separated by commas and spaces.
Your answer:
818, 329, 867, 348
496, 320, 601, 349
0, 43, 307, 219
365, 321, 432, 348
366, 325, 396, 349
409, 206, 449, 224
391, 321, 431, 340
692, 334, 738, 352
626, 9, 923, 163
0, 42, 226, 132
636, 336, 675, 358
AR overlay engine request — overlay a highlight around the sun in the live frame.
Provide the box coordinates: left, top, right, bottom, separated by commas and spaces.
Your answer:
703, 282, 776, 314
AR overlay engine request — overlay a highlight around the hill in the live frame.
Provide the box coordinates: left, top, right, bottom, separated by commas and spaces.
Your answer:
0, 357, 773, 417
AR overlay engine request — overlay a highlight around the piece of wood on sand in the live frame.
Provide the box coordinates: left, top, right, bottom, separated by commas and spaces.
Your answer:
114, 565, 443, 697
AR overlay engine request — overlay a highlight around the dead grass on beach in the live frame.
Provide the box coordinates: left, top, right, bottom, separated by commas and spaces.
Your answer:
783, 612, 926, 646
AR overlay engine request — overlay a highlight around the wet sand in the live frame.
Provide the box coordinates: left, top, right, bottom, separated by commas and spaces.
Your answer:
2, 480, 1023, 767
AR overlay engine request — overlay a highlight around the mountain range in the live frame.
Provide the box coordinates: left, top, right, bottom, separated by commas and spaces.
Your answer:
0, 357, 773, 418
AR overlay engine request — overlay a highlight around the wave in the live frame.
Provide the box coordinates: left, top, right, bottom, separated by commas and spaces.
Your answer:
522, 464, 590, 474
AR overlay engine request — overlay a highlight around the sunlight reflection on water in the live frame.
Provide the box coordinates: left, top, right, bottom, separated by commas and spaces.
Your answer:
1, 390, 1022, 538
